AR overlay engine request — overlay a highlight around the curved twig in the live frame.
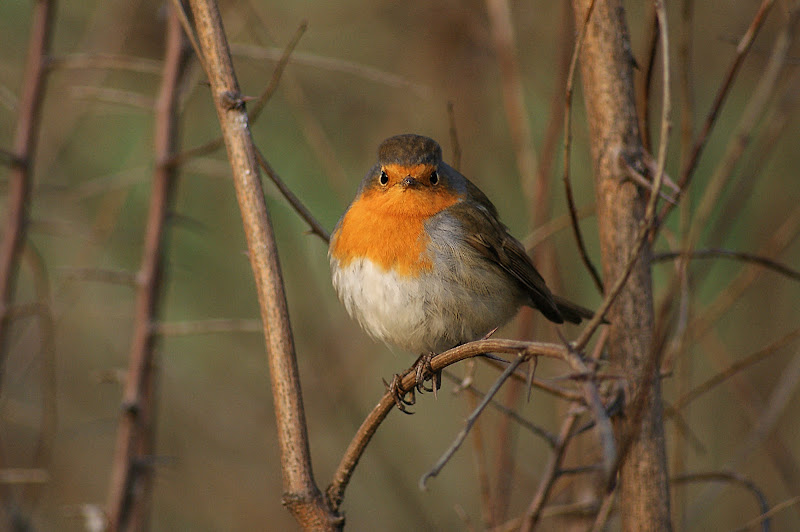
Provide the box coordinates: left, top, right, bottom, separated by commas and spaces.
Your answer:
420, 355, 527, 490
653, 248, 800, 282
563, 0, 603, 294
672, 471, 770, 532
326, 339, 571, 512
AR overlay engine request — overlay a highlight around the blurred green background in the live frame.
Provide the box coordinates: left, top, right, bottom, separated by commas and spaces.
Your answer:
1, 0, 799, 530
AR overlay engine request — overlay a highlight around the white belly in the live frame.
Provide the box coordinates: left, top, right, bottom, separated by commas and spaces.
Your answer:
330, 256, 522, 354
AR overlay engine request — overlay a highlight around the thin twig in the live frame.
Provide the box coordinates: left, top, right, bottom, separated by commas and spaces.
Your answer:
520, 411, 580, 532
420, 355, 527, 490
589, 489, 616, 532
653, 249, 800, 282
153, 318, 262, 336
47, 53, 163, 74
485, 0, 539, 205
442, 370, 558, 447
0, 0, 54, 396
563, 0, 603, 294
187, 1, 340, 528
733, 495, 800, 532
446, 101, 461, 172
326, 339, 572, 511
254, 147, 330, 243
0, 5, 53, 521
672, 471, 770, 532
673, 326, 800, 411
60, 267, 138, 286
480, 355, 585, 403
169, 21, 308, 167
105, 8, 190, 530
679, 6, 799, 256
19, 244, 56, 509
638, 6, 659, 151
657, 0, 775, 227
230, 44, 432, 98
70, 86, 154, 111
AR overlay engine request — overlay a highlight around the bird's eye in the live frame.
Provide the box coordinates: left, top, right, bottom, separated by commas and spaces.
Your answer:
430, 170, 439, 185
379, 170, 389, 185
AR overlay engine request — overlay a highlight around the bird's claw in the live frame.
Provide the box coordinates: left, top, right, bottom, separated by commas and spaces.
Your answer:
384, 375, 415, 414
383, 353, 442, 412
413, 353, 441, 400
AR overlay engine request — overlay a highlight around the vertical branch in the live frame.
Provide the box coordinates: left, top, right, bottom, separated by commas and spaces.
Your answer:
484, 0, 539, 201
21, 244, 57, 509
186, 1, 340, 529
0, 0, 54, 391
570, 1, 672, 531
105, 8, 189, 531
0, 2, 54, 526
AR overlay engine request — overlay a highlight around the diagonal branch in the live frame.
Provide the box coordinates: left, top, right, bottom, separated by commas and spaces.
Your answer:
657, 0, 775, 227
326, 339, 571, 512
186, 1, 341, 529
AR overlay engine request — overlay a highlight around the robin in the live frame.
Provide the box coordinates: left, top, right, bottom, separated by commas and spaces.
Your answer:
329, 134, 594, 408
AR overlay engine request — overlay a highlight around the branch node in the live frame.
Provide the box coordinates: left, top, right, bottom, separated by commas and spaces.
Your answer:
220, 90, 246, 110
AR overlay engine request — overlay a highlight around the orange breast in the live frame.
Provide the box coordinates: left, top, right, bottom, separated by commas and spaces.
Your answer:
331, 186, 461, 277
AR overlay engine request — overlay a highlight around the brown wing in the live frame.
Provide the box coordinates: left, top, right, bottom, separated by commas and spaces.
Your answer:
445, 199, 566, 324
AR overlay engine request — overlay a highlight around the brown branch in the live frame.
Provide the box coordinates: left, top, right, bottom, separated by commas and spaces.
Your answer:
442, 369, 559, 447
0, 0, 54, 394
519, 411, 580, 532
563, 0, 603, 294
653, 249, 800, 282
168, 20, 306, 167
186, 1, 340, 529
254, 147, 330, 243
657, 0, 775, 227
570, 1, 672, 530
105, 8, 189, 531
230, 44, 433, 98
20, 244, 56, 509
46, 53, 163, 74
420, 355, 527, 489
0, 0, 54, 521
446, 101, 461, 171
637, 6, 659, 152
153, 318, 262, 336
680, 7, 799, 257
672, 471, 770, 532
485, 0, 539, 202
673, 326, 800, 411
733, 495, 800, 532
326, 339, 571, 512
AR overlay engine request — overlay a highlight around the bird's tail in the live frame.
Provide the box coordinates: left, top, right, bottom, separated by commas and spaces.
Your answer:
552, 295, 596, 324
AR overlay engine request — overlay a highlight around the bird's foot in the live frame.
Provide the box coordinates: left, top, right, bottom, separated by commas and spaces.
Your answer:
383, 374, 415, 414
412, 353, 441, 400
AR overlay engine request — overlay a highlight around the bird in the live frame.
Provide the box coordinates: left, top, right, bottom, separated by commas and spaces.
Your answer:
329, 134, 594, 408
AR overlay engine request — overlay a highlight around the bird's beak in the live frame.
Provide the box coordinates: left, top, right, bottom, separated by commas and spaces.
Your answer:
400, 176, 419, 188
